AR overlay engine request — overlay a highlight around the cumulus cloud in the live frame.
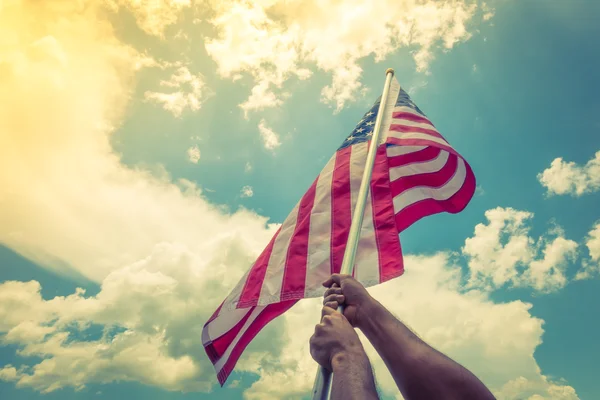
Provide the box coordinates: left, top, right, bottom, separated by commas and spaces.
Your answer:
0, 0, 277, 393
463, 208, 578, 293
0, 0, 276, 284
240, 81, 289, 117
106, 0, 191, 37
102, 0, 492, 115
0, 243, 283, 393
258, 119, 281, 150
144, 65, 207, 117
538, 151, 600, 196
205, 0, 492, 113
240, 185, 254, 198
574, 221, 600, 281
497, 375, 578, 400
0, 253, 579, 398
187, 145, 201, 163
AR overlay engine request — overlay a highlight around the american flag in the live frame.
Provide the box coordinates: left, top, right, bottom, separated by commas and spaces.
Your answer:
202, 77, 476, 385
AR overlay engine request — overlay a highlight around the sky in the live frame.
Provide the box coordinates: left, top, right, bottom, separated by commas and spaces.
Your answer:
0, 0, 599, 399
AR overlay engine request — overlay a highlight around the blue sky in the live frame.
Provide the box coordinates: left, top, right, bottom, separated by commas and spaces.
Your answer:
1, 1, 599, 399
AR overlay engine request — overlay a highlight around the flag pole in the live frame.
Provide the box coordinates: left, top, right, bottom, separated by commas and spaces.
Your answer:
311, 68, 395, 400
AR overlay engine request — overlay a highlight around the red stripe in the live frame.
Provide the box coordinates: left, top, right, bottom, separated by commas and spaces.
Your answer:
395, 161, 476, 232
392, 111, 433, 125
205, 307, 255, 363
386, 138, 457, 157
213, 300, 298, 385
389, 124, 445, 140
205, 301, 224, 326
330, 146, 352, 275
387, 146, 440, 168
389, 153, 458, 198
371, 145, 404, 282
237, 227, 281, 308
280, 178, 318, 301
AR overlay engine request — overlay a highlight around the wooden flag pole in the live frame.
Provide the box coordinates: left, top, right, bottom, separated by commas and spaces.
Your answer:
311, 68, 396, 400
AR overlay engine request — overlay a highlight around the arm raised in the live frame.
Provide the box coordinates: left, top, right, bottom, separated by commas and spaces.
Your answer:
323, 274, 495, 400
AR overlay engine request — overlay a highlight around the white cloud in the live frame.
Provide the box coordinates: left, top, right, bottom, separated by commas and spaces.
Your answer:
187, 145, 201, 164
0, 0, 279, 393
497, 375, 578, 400
524, 236, 578, 292
204, 0, 492, 113
240, 185, 254, 198
144, 66, 207, 117
0, 244, 274, 393
6, 253, 576, 397
482, 2, 496, 21
245, 162, 253, 173
106, 0, 191, 37
405, 79, 428, 95
240, 81, 287, 118
0, 0, 277, 286
0, 366, 18, 382
463, 208, 578, 293
585, 222, 600, 264
258, 119, 281, 150
538, 151, 600, 196
575, 221, 600, 280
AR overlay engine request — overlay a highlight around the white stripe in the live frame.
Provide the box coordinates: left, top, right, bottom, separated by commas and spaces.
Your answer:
349, 143, 369, 219
386, 145, 427, 157
213, 306, 264, 372
222, 267, 253, 310
389, 150, 449, 181
390, 118, 437, 132
349, 143, 379, 286
392, 106, 426, 117
354, 188, 380, 286
202, 306, 252, 345
393, 157, 466, 212
304, 155, 335, 297
379, 77, 401, 144
257, 202, 300, 305
387, 132, 449, 147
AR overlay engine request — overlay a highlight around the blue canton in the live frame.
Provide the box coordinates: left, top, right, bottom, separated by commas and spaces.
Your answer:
338, 89, 426, 150
338, 97, 381, 150
396, 88, 426, 116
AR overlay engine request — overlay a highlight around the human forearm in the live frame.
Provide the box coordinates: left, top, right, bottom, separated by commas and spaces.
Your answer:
358, 299, 494, 400
330, 349, 379, 400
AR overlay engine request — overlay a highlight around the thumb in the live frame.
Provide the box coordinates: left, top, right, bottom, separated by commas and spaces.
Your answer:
322, 273, 349, 288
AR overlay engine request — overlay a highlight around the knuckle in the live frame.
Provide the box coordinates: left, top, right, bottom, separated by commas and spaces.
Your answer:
328, 294, 340, 302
